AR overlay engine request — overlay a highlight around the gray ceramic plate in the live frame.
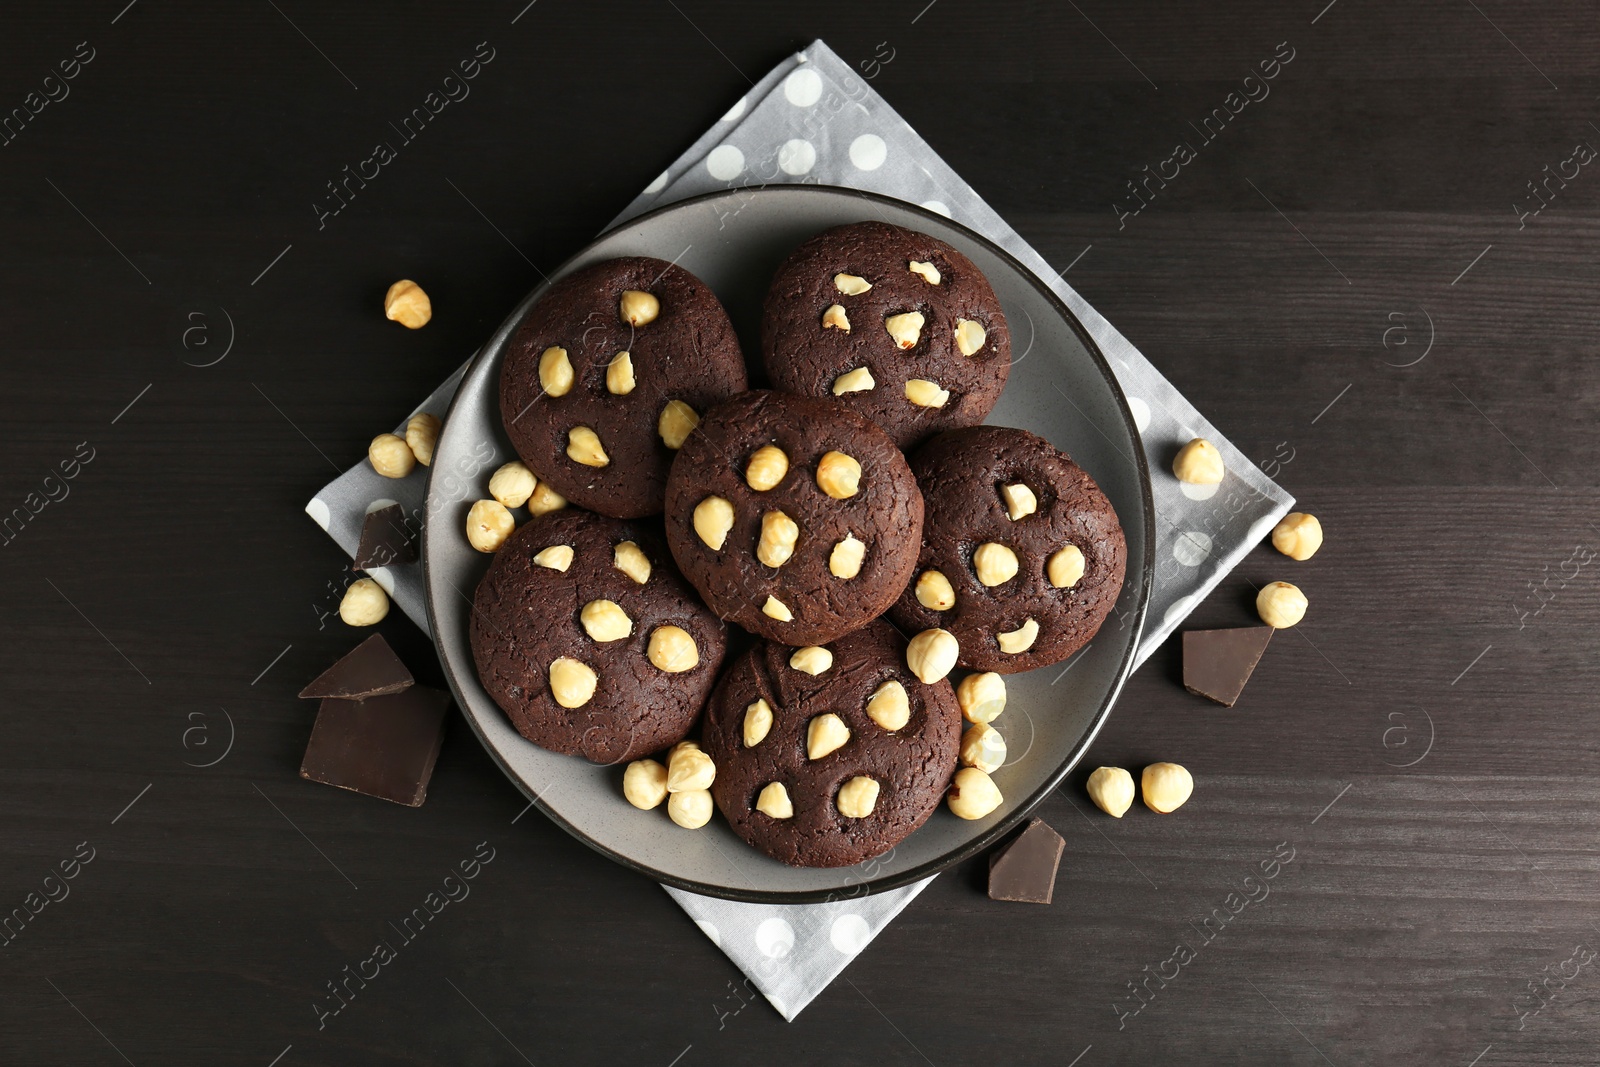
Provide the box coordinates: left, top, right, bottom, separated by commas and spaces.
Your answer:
424, 186, 1153, 903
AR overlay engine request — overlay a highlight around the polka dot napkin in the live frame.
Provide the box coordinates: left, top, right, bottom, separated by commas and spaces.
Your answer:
305, 40, 1291, 1022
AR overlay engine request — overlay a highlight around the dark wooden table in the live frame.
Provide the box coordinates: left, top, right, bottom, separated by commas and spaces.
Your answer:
4, 1, 1596, 1063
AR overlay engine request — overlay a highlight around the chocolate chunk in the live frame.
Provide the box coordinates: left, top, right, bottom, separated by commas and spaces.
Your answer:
988, 817, 1065, 903
1182, 626, 1274, 707
298, 634, 414, 700
300, 686, 451, 807
353, 503, 417, 571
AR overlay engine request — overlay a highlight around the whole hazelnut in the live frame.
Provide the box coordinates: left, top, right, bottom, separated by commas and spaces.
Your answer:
1256, 581, 1308, 628
1085, 766, 1134, 818
488, 461, 537, 508
466, 499, 515, 553
1172, 438, 1225, 485
947, 767, 1003, 820
383, 280, 431, 329
1141, 763, 1193, 814
368, 433, 415, 479
338, 578, 389, 626
1271, 512, 1323, 561
404, 412, 440, 467
622, 760, 668, 810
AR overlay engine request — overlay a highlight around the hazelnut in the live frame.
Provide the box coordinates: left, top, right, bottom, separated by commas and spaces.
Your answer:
904, 379, 950, 408
613, 540, 652, 584
566, 425, 609, 467
885, 311, 925, 349
761, 595, 793, 622
1256, 581, 1307, 628
466, 499, 515, 553
833, 272, 872, 295
822, 303, 851, 332
1001, 483, 1037, 521
947, 767, 1003, 820
915, 570, 956, 611
1047, 544, 1085, 588
526, 480, 567, 517
405, 412, 441, 466
647, 625, 699, 673
815, 450, 862, 500
619, 289, 660, 326
959, 722, 1006, 773
743, 698, 773, 747
954, 318, 987, 356
906, 628, 959, 684
1172, 438, 1224, 485
538, 346, 574, 397
548, 657, 598, 709
756, 782, 794, 819
338, 578, 389, 626
692, 496, 735, 550
1272, 512, 1323, 561
622, 759, 668, 810
606, 351, 636, 395
806, 713, 850, 760
956, 672, 1006, 724
1141, 762, 1193, 814
972, 542, 1019, 587
866, 680, 910, 731
580, 599, 632, 643
1086, 766, 1134, 818
745, 445, 790, 492
832, 367, 876, 395
829, 534, 866, 579
368, 433, 415, 479
908, 260, 940, 285
383, 279, 431, 329
836, 776, 880, 819
488, 461, 536, 508
657, 399, 699, 449
756, 510, 800, 568
667, 789, 713, 829
667, 742, 715, 792
997, 618, 1040, 654
789, 645, 833, 676
532, 544, 574, 571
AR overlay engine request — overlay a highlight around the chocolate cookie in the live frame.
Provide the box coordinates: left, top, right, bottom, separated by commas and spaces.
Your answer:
701, 620, 962, 868
889, 426, 1126, 673
760, 221, 1011, 450
663, 390, 923, 646
499, 257, 748, 519
471, 508, 728, 764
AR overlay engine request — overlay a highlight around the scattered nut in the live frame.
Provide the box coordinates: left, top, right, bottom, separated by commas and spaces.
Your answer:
405, 413, 441, 466
806, 713, 850, 760
338, 578, 389, 626
761, 595, 793, 622
960, 722, 1006, 773
1047, 544, 1085, 588
1272, 512, 1323, 561
833, 272, 873, 295
648, 625, 699, 672
997, 618, 1040, 654
667, 789, 713, 829
866, 680, 911, 731
580, 599, 633, 643
613, 540, 652, 584
693, 496, 735, 550
466, 499, 515, 553
915, 570, 956, 611
789, 645, 833, 676
667, 742, 715, 792
383, 279, 431, 329
908, 260, 941, 284
836, 776, 880, 818
822, 303, 851, 332
1172, 437, 1224, 485
1001, 483, 1037, 521
622, 759, 669, 810
526, 480, 567, 517
658, 399, 699, 449
1256, 581, 1308, 628
566, 425, 609, 467
488, 461, 536, 508
885, 311, 925, 349
756, 782, 794, 819
956, 672, 1006, 724
1141, 762, 1193, 814
954, 318, 987, 356
1086, 766, 1135, 818
368, 433, 415, 479
532, 544, 574, 571
906, 628, 959, 684
743, 698, 773, 747
606, 351, 636, 395
745, 445, 790, 492
904, 378, 950, 408
816, 450, 862, 500
829, 534, 866, 579
548, 656, 598, 708
619, 289, 660, 326
973, 542, 1019, 587
832, 367, 876, 395
539, 346, 574, 397
756, 510, 800, 568
947, 767, 1003, 820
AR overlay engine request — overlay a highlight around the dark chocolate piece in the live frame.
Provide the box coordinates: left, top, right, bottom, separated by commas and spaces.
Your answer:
298, 634, 414, 700
353, 503, 417, 570
299, 686, 451, 807
987, 816, 1065, 903
1182, 626, 1274, 707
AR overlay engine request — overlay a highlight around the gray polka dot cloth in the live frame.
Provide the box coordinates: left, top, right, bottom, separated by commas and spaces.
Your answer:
306, 40, 1291, 1021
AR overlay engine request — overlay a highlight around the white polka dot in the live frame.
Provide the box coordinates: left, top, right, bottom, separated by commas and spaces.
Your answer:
1248, 513, 1280, 546
304, 498, 331, 530
643, 170, 669, 194
1125, 396, 1150, 433
1163, 594, 1197, 627
705, 145, 745, 181
694, 920, 721, 947
1179, 481, 1219, 501
777, 139, 816, 176
755, 917, 795, 958
849, 134, 887, 171
920, 200, 951, 217
1173, 531, 1213, 568
365, 497, 399, 515
830, 913, 872, 954
366, 567, 396, 595
721, 96, 747, 121
784, 68, 823, 107
764, 992, 789, 1017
